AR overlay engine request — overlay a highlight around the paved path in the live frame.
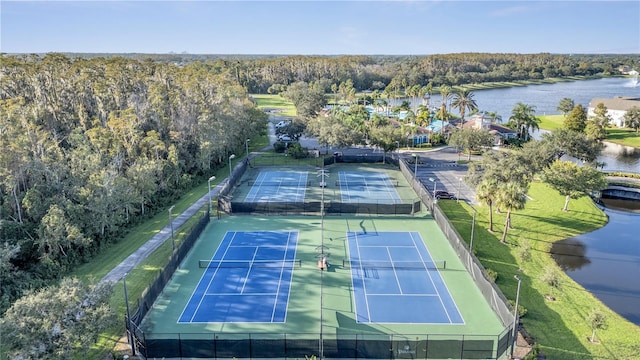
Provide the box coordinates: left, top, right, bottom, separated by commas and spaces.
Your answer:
101, 121, 282, 284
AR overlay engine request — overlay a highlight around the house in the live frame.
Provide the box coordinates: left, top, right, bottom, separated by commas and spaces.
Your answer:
463, 113, 519, 146
588, 96, 640, 128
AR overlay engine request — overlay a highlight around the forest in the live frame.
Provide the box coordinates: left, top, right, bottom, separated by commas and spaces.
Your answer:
0, 52, 637, 314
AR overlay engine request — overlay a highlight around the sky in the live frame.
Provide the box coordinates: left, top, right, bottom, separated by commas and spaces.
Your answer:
1, 0, 639, 55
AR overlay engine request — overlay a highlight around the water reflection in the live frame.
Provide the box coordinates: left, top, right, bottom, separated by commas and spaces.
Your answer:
550, 238, 591, 271
551, 200, 640, 325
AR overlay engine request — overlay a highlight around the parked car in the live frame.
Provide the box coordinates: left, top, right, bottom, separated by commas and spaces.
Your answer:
277, 134, 292, 141
434, 190, 455, 200
275, 121, 290, 128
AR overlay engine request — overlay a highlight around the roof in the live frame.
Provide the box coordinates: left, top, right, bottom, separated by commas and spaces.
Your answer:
589, 96, 640, 112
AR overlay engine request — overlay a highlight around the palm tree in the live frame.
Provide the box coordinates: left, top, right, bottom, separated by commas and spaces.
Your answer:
486, 111, 503, 123
495, 181, 527, 243
508, 102, 539, 142
475, 178, 500, 232
451, 89, 478, 126
438, 85, 452, 122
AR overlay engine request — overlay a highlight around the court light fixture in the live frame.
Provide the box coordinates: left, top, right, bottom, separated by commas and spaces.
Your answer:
228, 154, 236, 179
428, 177, 437, 198
511, 275, 522, 359
168, 205, 176, 252
208, 176, 216, 215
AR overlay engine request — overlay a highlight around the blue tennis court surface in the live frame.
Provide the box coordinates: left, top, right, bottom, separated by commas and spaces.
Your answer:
245, 171, 308, 202
339, 171, 401, 204
347, 231, 464, 324
178, 231, 298, 323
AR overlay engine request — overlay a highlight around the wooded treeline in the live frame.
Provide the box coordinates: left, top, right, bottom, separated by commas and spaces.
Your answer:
232, 53, 637, 93
0, 54, 266, 311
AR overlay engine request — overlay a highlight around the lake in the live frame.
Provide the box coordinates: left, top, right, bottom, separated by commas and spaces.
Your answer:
419, 77, 640, 172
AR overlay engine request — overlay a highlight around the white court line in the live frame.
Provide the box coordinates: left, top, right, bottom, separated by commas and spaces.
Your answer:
409, 232, 454, 324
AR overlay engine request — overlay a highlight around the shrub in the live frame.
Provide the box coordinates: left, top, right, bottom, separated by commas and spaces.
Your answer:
509, 299, 528, 318
485, 268, 498, 282
273, 141, 288, 153
287, 143, 308, 159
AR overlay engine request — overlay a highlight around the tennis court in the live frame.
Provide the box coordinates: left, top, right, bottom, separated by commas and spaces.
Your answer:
136, 163, 510, 359
346, 231, 463, 324
244, 170, 308, 202
178, 231, 299, 323
339, 171, 401, 204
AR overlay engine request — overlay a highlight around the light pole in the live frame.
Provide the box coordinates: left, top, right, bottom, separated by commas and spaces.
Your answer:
168, 205, 175, 252
123, 274, 136, 356
412, 153, 419, 178
245, 139, 250, 160
207, 175, 216, 215
470, 205, 477, 255
511, 275, 522, 359
428, 177, 437, 198
395, 141, 400, 155
228, 154, 236, 180
457, 177, 462, 202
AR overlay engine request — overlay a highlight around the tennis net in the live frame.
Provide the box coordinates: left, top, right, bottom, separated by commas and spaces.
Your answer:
198, 259, 302, 269
247, 180, 311, 187
335, 180, 398, 187
342, 259, 446, 270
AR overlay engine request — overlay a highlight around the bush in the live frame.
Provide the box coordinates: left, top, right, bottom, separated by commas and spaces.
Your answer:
485, 268, 498, 282
509, 299, 528, 318
273, 141, 288, 153
287, 143, 308, 159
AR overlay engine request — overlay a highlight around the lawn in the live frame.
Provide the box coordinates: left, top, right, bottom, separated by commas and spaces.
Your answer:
439, 182, 640, 359
605, 128, 640, 148
251, 94, 297, 117
537, 114, 565, 131
537, 115, 640, 149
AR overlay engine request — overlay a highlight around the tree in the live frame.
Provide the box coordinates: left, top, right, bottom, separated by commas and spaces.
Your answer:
447, 127, 494, 161
0, 278, 116, 359
541, 128, 603, 165
438, 85, 452, 121
541, 160, 607, 211
585, 103, 611, 141
540, 265, 562, 300
507, 102, 539, 142
623, 106, 640, 133
368, 125, 404, 164
281, 81, 327, 118
495, 181, 528, 243
557, 98, 575, 116
587, 309, 609, 343
563, 104, 587, 132
451, 88, 478, 125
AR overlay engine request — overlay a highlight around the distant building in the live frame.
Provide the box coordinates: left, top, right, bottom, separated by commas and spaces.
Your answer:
588, 96, 640, 128
463, 113, 519, 146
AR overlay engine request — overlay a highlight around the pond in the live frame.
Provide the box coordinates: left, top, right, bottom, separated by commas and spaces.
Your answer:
550, 201, 640, 325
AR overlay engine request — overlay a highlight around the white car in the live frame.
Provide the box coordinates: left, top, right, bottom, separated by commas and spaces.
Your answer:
275, 121, 290, 128
278, 134, 292, 141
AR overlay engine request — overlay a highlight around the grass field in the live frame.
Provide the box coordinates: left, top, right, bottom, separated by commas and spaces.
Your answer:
440, 182, 640, 359
252, 94, 297, 117
538, 115, 640, 149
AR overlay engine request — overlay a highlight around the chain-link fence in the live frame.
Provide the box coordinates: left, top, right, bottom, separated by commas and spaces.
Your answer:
126, 211, 210, 356
399, 158, 515, 328
136, 330, 512, 359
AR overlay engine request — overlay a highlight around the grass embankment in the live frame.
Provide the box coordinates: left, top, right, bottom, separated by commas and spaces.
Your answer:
538, 115, 640, 148
68, 135, 270, 359
439, 182, 640, 359
251, 94, 297, 117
